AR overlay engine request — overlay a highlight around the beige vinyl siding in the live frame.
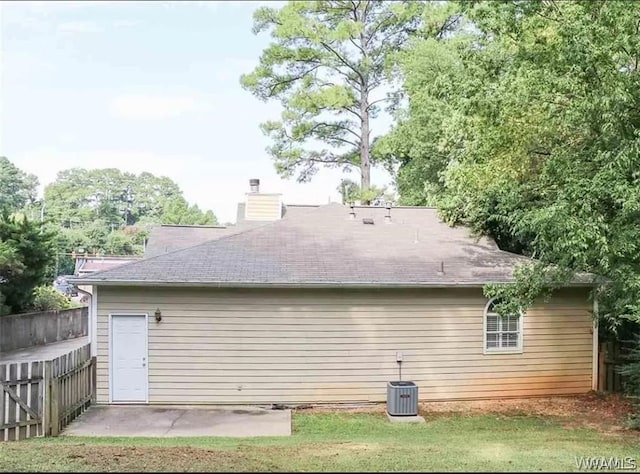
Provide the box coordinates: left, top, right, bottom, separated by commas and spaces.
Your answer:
96, 287, 593, 404
244, 194, 281, 221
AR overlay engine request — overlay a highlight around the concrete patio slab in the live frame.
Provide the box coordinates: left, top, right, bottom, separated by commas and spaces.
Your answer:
62, 405, 291, 437
0, 336, 89, 363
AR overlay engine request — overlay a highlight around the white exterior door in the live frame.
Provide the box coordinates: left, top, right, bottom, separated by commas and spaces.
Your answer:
111, 315, 148, 402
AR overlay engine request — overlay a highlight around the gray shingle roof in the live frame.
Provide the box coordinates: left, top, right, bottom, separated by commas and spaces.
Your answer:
75, 203, 593, 287
144, 225, 230, 258
144, 205, 320, 258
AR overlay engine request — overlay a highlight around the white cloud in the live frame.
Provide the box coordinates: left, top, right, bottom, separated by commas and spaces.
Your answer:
231, 1, 287, 9
181, 1, 220, 9
13, 1, 122, 14
56, 20, 103, 34
112, 19, 140, 28
162, 1, 285, 13
187, 58, 257, 83
108, 94, 206, 120
58, 133, 78, 146
1, 51, 55, 79
1, 1, 111, 25
1, 2, 133, 33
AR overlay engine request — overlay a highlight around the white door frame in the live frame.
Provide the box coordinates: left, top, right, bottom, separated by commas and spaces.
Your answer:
108, 313, 149, 404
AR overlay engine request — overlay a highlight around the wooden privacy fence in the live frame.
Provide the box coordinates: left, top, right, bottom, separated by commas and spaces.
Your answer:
598, 340, 634, 393
0, 343, 95, 441
46, 344, 95, 436
0, 361, 44, 441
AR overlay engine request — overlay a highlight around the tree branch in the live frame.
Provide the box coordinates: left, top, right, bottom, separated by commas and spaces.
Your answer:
436, 14, 462, 40
365, 96, 389, 112
328, 136, 360, 147
349, 37, 365, 56
343, 105, 363, 120
267, 64, 323, 97
320, 41, 366, 85
294, 155, 350, 165
349, 0, 358, 22
306, 121, 361, 140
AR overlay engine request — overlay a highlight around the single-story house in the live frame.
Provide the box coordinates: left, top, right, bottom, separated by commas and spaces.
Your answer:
73, 180, 598, 406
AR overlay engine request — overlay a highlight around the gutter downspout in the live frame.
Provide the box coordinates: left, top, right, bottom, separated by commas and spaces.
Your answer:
75, 286, 97, 357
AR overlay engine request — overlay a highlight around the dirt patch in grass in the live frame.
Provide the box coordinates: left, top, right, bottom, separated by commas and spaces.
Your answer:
298, 403, 386, 414
3, 444, 256, 472
77, 445, 225, 471
421, 392, 631, 416
420, 392, 636, 431
296, 393, 637, 433
15, 442, 387, 473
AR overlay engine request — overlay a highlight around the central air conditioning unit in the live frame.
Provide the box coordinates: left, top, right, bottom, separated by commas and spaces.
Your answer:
387, 381, 418, 416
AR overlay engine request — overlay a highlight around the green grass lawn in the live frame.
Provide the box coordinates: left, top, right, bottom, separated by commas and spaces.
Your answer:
0, 412, 638, 472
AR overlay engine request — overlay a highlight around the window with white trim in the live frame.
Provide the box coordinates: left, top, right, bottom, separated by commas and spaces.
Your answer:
484, 299, 522, 353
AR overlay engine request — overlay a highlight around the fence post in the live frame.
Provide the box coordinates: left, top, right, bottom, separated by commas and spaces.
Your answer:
91, 357, 97, 403
50, 372, 59, 437
598, 342, 607, 391
43, 361, 51, 436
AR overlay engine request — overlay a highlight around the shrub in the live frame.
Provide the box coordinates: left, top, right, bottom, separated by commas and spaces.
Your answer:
619, 334, 640, 430
30, 286, 73, 312
624, 413, 640, 430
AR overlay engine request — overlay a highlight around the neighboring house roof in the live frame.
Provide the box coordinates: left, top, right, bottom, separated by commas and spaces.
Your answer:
145, 205, 321, 258
74, 203, 596, 288
74, 256, 141, 276
144, 224, 230, 258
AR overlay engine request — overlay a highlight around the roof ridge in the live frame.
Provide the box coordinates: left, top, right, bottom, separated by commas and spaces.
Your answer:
73, 204, 336, 282
159, 224, 227, 229
353, 205, 438, 210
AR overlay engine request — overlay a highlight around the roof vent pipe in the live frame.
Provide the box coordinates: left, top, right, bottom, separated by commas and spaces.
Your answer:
249, 178, 260, 193
349, 203, 356, 220
385, 203, 392, 223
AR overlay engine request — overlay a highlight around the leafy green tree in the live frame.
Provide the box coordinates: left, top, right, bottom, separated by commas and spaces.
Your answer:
0, 157, 39, 215
43, 168, 217, 261
161, 197, 217, 225
31, 286, 73, 312
241, 0, 426, 203
0, 241, 24, 314
135, 172, 183, 221
104, 231, 135, 255
337, 178, 389, 205
382, 0, 640, 331
44, 168, 212, 229
45, 168, 133, 228
337, 178, 360, 204
0, 216, 55, 315
619, 335, 640, 429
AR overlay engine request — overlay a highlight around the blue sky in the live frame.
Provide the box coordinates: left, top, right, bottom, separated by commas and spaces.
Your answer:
0, 0, 394, 224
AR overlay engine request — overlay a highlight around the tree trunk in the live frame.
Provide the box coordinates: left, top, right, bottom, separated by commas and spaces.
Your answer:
360, 88, 371, 204
359, 4, 371, 205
